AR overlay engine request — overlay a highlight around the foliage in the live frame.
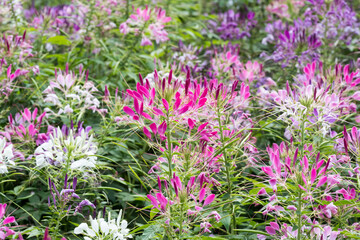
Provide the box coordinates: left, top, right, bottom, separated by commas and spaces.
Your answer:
0, 0, 359, 239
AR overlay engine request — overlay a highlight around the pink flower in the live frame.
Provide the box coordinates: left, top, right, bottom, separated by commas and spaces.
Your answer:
131, 7, 151, 22
208, 211, 221, 222
143, 127, 151, 139
265, 225, 277, 235
200, 222, 212, 233
147, 193, 168, 213
141, 36, 152, 46
162, 98, 169, 112
0, 203, 17, 239
171, 175, 182, 197
203, 194, 215, 207
319, 203, 338, 218
257, 188, 267, 195
187, 118, 195, 130
156, 8, 171, 23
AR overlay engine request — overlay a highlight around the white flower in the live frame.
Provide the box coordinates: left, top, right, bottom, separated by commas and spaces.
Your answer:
43, 70, 100, 117
74, 210, 132, 240
0, 138, 15, 174
35, 127, 97, 171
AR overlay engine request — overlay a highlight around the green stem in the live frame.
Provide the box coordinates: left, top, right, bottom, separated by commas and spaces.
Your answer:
297, 190, 302, 240
0, 182, 4, 202
54, 209, 66, 238
126, 0, 130, 18
217, 109, 231, 193
297, 120, 305, 240
179, 203, 183, 238
300, 120, 305, 158
119, 23, 146, 69
166, 0, 171, 13
216, 107, 235, 233
166, 113, 172, 180
10, 1, 18, 32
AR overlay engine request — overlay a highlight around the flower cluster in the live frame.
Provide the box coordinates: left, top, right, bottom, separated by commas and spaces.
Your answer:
0, 0, 359, 239
208, 9, 256, 40
0, 32, 38, 99
0, 137, 14, 174
35, 123, 97, 172
261, 23, 322, 67
265, 61, 360, 138
43, 65, 105, 120
0, 203, 21, 239
1, 108, 48, 145
266, 0, 304, 19
119, 6, 171, 46
74, 210, 132, 240
25, 3, 88, 43
262, 0, 360, 67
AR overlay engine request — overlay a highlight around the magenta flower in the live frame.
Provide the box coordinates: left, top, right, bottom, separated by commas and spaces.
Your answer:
1, 108, 48, 145
0, 203, 17, 239
147, 193, 168, 213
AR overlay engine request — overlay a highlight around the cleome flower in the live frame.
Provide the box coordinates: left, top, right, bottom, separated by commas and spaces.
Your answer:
207, 9, 257, 41
35, 124, 97, 171
0, 203, 21, 239
0, 137, 14, 174
119, 6, 171, 46
43, 64, 103, 119
74, 210, 132, 240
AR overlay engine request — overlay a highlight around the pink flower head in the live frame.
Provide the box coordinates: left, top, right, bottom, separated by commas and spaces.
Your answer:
147, 193, 168, 212
171, 175, 182, 197
0, 203, 17, 239
188, 118, 195, 130
203, 194, 215, 207
141, 36, 152, 46
200, 222, 212, 233
208, 211, 221, 222
131, 7, 151, 22
155, 8, 171, 23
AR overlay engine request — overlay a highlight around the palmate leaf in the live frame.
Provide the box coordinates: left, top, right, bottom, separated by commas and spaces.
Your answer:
135, 224, 162, 240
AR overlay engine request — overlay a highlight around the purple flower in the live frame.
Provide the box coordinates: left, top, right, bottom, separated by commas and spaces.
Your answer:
208, 9, 257, 40
75, 199, 96, 213
262, 25, 321, 67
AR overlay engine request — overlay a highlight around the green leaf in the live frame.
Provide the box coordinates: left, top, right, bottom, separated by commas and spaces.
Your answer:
150, 208, 159, 220
334, 200, 355, 206
221, 214, 231, 232
46, 36, 71, 46
139, 224, 161, 240
22, 226, 43, 238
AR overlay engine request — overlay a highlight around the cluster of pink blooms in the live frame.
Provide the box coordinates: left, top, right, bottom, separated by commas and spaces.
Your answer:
146, 173, 219, 233
0, 203, 21, 239
266, 0, 305, 19
255, 139, 356, 239
114, 64, 257, 234
0, 32, 38, 98
260, 61, 360, 138
119, 6, 171, 46
207, 44, 267, 90
1, 108, 49, 147
0, 0, 360, 238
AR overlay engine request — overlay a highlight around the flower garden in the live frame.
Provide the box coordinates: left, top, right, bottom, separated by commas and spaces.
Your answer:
0, 0, 360, 239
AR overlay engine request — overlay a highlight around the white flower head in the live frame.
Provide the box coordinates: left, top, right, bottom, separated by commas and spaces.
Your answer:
35, 126, 97, 172
74, 210, 132, 240
43, 68, 100, 117
0, 137, 15, 174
